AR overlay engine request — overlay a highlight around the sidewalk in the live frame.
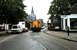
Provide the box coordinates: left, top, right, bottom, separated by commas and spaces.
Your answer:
0, 31, 7, 35
44, 30, 77, 42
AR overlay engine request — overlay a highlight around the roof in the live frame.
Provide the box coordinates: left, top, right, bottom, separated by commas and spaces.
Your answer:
31, 7, 34, 14
69, 3, 77, 14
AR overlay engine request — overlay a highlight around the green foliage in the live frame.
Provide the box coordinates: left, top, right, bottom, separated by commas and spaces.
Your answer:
48, 0, 77, 18
0, 0, 28, 24
48, 0, 70, 16
67, 0, 77, 6
48, 0, 77, 27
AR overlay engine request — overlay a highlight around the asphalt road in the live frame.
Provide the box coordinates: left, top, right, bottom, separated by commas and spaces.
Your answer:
0, 31, 71, 50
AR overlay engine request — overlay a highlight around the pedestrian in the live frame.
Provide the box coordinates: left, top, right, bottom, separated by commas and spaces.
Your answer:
66, 26, 69, 36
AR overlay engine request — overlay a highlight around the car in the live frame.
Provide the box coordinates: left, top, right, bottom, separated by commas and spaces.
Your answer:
54, 26, 61, 31
55, 26, 60, 29
42, 26, 46, 29
11, 25, 23, 33
23, 27, 28, 32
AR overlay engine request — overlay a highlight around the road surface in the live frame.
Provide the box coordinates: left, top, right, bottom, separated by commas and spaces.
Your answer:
0, 30, 76, 50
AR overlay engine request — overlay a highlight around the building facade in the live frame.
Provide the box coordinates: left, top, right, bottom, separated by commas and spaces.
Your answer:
61, 3, 77, 31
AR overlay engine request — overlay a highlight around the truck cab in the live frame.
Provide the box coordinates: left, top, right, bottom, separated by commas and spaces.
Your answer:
31, 20, 41, 32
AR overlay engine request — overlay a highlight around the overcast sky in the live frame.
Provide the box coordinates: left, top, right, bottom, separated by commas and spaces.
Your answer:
23, 0, 53, 23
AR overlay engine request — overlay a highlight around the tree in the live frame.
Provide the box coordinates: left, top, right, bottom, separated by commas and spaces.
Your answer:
0, 0, 28, 24
48, 0, 70, 16
48, 0, 77, 17
48, 0, 77, 28
67, 0, 77, 6
48, 0, 77, 29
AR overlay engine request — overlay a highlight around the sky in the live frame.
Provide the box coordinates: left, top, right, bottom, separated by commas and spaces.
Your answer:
23, 0, 53, 23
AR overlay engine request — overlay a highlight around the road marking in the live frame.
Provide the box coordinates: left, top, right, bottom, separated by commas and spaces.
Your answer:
34, 40, 47, 50
0, 35, 17, 43
33, 36, 40, 37
32, 32, 47, 50
40, 33, 70, 50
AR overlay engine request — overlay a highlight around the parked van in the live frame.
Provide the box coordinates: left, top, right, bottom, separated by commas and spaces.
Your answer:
11, 25, 23, 33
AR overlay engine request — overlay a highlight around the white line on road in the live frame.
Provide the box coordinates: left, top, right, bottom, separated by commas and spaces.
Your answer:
33, 36, 40, 37
32, 33, 47, 50
41, 32, 70, 50
0, 35, 17, 43
35, 40, 47, 50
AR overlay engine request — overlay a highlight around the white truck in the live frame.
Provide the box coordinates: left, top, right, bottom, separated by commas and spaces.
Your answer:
10, 21, 28, 33
11, 25, 23, 33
